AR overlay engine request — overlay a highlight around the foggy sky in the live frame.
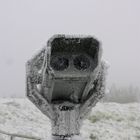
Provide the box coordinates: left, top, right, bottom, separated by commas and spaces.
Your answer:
0, 0, 140, 97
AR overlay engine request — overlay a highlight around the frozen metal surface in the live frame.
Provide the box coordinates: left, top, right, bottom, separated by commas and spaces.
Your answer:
26, 35, 108, 139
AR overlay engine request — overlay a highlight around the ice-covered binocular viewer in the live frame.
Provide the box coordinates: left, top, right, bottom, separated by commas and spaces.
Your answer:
26, 35, 107, 140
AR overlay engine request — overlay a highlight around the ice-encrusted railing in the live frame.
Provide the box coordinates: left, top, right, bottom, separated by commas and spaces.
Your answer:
0, 129, 41, 140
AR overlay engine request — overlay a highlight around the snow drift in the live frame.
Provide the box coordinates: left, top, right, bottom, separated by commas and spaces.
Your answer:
0, 98, 140, 140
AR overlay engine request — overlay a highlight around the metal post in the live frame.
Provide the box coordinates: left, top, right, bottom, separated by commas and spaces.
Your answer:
10, 136, 14, 140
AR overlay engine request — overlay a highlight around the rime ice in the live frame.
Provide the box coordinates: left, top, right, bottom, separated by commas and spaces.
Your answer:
26, 35, 108, 140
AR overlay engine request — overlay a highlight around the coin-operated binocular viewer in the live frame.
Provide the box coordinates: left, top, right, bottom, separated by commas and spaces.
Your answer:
26, 35, 108, 140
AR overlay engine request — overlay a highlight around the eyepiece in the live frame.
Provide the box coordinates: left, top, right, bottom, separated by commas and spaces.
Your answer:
50, 56, 69, 71
73, 55, 90, 70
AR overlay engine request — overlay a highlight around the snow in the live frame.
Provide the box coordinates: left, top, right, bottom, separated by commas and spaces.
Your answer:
0, 98, 140, 140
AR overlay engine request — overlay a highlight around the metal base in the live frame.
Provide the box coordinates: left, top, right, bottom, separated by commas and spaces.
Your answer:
52, 134, 81, 140
52, 135, 71, 140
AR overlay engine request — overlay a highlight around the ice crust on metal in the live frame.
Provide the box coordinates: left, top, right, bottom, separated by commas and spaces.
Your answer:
26, 35, 108, 140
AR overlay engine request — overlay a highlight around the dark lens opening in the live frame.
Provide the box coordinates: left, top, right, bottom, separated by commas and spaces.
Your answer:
74, 55, 90, 70
50, 56, 69, 71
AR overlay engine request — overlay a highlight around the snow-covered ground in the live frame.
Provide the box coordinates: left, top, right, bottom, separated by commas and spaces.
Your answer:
0, 98, 140, 140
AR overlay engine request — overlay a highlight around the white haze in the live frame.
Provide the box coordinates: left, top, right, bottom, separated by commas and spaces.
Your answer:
0, 0, 140, 97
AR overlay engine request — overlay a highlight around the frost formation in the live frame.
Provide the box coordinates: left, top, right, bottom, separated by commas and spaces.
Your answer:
26, 35, 108, 140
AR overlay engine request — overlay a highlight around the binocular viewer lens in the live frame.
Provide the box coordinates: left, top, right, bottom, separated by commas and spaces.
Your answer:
50, 56, 69, 71
74, 55, 90, 70
50, 55, 90, 71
